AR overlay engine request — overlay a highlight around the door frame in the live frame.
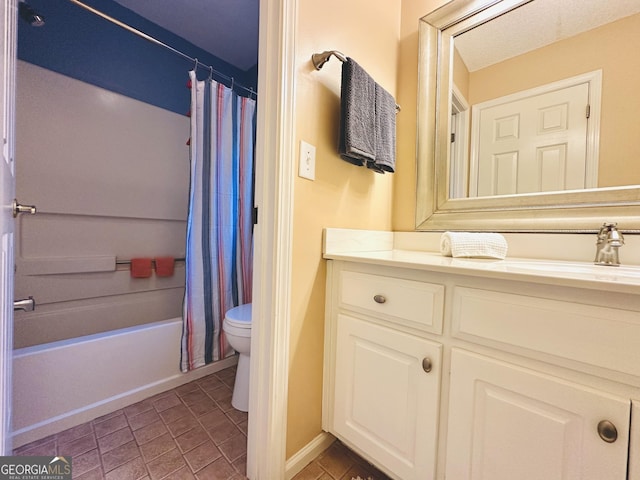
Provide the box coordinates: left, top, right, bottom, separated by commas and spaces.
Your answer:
450, 84, 470, 198
246, 0, 296, 478
0, 0, 16, 456
0, 0, 296, 474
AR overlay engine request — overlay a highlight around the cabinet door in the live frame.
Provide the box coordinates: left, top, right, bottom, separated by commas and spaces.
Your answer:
446, 349, 630, 480
333, 314, 442, 480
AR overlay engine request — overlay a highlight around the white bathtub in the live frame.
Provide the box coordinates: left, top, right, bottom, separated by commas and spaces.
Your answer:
11, 317, 237, 448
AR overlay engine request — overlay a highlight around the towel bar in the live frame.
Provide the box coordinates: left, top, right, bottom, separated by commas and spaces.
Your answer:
311, 50, 347, 70
312, 50, 401, 113
116, 257, 185, 266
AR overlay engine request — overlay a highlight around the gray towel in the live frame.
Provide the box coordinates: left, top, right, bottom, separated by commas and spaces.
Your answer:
339, 57, 396, 174
339, 58, 376, 166
373, 83, 396, 173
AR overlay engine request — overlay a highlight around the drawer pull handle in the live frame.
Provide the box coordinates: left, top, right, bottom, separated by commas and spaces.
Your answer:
597, 420, 618, 443
422, 357, 433, 373
373, 295, 386, 304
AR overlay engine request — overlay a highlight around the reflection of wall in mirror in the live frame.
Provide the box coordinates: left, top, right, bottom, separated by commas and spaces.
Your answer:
453, 48, 470, 100
453, 12, 640, 189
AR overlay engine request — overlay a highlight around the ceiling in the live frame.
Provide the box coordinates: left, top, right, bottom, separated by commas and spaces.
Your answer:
112, 0, 259, 71
455, 0, 640, 72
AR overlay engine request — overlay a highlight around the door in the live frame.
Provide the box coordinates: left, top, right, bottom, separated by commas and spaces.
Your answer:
446, 349, 630, 480
472, 81, 592, 197
0, 0, 17, 455
333, 314, 442, 480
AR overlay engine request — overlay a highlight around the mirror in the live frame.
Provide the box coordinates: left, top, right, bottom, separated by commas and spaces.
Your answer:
416, 0, 640, 231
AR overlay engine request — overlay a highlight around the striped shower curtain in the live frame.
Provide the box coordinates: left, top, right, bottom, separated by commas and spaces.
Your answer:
181, 70, 256, 372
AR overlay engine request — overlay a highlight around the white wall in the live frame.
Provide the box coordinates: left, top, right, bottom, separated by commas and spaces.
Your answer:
14, 61, 189, 347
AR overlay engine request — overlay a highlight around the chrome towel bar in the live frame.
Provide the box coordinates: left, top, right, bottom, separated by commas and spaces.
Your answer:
312, 50, 401, 113
312, 50, 347, 70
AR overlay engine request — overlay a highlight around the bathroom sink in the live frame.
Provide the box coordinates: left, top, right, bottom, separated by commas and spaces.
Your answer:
503, 260, 640, 281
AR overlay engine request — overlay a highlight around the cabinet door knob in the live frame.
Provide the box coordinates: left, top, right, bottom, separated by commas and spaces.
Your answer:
373, 295, 386, 304
597, 420, 618, 443
422, 357, 433, 373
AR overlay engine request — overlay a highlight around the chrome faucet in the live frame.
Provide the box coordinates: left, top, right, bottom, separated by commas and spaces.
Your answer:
594, 223, 624, 266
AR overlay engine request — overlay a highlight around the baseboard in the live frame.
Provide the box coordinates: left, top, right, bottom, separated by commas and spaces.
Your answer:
285, 431, 335, 480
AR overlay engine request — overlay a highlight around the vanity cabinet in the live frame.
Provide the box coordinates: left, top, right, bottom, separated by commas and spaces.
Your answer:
324, 262, 444, 480
334, 314, 442, 480
446, 348, 630, 480
323, 256, 640, 480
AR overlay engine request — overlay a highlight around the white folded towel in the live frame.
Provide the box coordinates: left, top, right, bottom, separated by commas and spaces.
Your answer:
440, 231, 508, 259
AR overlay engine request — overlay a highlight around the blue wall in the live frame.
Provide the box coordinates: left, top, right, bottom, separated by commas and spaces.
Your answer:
17, 0, 258, 115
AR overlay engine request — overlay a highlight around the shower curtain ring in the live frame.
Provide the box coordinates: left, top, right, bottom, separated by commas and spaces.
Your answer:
193, 58, 199, 71
208, 66, 213, 81
231, 77, 235, 90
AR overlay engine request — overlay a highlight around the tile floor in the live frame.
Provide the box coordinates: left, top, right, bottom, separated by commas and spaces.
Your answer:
291, 441, 391, 480
14, 366, 247, 479
14, 364, 389, 480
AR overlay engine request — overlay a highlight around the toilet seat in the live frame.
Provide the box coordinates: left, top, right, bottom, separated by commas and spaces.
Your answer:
224, 303, 252, 328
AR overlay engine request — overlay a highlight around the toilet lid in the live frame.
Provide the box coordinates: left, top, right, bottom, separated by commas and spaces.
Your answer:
225, 303, 252, 328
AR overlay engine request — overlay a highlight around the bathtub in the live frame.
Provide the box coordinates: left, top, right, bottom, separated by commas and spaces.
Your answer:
11, 317, 237, 448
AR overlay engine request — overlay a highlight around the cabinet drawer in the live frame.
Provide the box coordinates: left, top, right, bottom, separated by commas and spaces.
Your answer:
452, 286, 640, 377
339, 270, 444, 333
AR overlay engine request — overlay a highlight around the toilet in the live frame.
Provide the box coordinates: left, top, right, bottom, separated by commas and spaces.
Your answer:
222, 303, 252, 412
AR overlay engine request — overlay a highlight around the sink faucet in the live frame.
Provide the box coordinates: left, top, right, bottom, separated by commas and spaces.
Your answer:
594, 223, 624, 266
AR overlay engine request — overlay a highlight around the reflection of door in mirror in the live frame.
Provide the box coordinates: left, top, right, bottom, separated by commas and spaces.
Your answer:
468, 73, 599, 197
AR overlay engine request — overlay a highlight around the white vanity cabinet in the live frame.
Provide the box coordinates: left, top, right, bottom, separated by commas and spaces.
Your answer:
446, 348, 630, 480
323, 254, 640, 480
323, 262, 445, 480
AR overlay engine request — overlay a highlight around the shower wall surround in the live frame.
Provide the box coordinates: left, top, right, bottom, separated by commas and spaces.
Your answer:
14, 61, 189, 347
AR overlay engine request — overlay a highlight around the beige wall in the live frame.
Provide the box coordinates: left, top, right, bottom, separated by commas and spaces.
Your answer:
393, 0, 449, 232
286, 0, 452, 458
286, 0, 402, 458
468, 13, 640, 188
453, 48, 470, 100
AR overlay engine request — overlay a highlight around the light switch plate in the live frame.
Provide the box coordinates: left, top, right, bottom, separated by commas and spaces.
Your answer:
298, 140, 316, 181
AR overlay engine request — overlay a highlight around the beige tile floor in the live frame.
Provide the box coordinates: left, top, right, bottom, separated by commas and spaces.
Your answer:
291, 441, 391, 480
14, 364, 389, 480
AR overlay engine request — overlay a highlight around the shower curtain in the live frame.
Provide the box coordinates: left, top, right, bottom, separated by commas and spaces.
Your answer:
181, 70, 256, 372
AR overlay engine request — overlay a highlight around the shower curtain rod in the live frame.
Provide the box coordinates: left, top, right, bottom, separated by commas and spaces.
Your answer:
67, 0, 257, 98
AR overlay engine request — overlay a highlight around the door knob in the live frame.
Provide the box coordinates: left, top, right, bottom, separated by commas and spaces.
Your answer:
597, 420, 618, 443
14, 297, 35, 312
12, 199, 37, 218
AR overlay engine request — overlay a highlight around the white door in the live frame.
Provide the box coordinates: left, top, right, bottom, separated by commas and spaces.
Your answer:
473, 82, 590, 197
333, 314, 442, 480
446, 349, 630, 480
0, 0, 16, 455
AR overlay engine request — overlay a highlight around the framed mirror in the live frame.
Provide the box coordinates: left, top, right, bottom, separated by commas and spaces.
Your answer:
416, 0, 640, 232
